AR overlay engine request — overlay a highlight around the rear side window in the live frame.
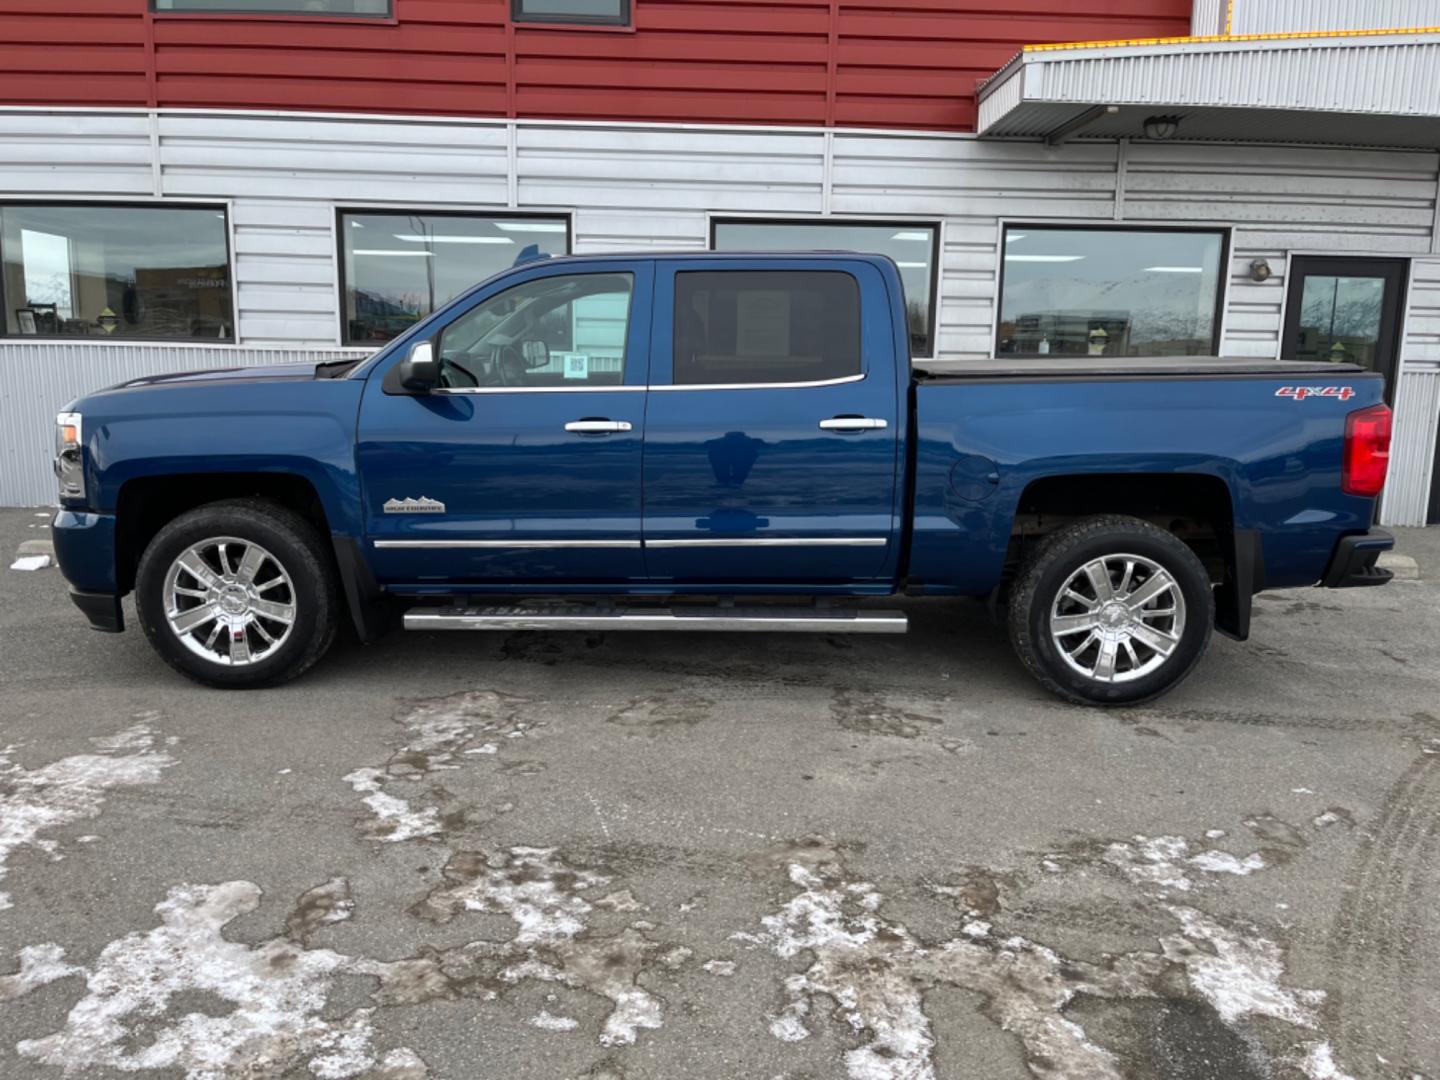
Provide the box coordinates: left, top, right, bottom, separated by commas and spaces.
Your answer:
673, 270, 860, 386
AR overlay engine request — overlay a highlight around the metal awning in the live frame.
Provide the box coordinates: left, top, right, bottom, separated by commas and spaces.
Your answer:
977, 32, 1440, 149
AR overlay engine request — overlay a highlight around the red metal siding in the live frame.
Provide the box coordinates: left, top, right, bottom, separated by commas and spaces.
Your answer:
0, 0, 1192, 131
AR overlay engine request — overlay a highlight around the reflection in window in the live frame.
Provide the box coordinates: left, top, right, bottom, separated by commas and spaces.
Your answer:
713, 220, 938, 357
1, 204, 233, 340
1294, 276, 1385, 367
154, 0, 390, 14
997, 227, 1225, 358
511, 0, 629, 25
340, 212, 568, 346
438, 273, 632, 389
674, 270, 860, 385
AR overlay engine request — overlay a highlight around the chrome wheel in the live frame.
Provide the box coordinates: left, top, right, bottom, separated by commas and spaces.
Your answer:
161, 537, 296, 666
1049, 553, 1187, 684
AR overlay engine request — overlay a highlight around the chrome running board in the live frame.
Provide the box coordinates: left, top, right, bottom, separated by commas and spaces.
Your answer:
403, 603, 908, 634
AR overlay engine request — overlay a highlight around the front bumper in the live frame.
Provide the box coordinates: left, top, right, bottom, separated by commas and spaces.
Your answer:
51, 510, 124, 631
1320, 528, 1395, 589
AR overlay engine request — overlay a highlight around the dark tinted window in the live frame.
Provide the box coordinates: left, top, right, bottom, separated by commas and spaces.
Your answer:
512, 0, 628, 25
1, 204, 232, 341
340, 211, 568, 345
712, 220, 937, 357
673, 270, 860, 386
154, 0, 390, 13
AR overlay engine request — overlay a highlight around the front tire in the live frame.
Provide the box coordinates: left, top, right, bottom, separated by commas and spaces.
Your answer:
135, 499, 339, 688
1007, 515, 1214, 706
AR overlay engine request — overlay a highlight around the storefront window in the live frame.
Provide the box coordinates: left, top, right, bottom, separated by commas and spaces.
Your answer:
712, 219, 940, 358
340, 211, 569, 345
997, 226, 1227, 358
511, 0, 629, 25
0, 204, 233, 341
153, 1, 390, 15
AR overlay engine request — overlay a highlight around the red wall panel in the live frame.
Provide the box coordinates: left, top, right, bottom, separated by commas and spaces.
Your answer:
0, 0, 1193, 131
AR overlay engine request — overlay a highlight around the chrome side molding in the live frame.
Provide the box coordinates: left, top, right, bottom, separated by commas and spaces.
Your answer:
404, 603, 908, 634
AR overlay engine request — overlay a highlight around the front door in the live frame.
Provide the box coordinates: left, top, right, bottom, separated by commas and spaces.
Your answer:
641, 259, 902, 584
357, 260, 653, 585
1282, 256, 1407, 404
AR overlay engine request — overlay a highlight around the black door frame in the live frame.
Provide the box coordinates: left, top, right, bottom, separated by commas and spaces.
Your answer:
1281, 255, 1408, 406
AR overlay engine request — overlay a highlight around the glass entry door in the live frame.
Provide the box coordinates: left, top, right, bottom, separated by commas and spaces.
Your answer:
1282, 257, 1407, 404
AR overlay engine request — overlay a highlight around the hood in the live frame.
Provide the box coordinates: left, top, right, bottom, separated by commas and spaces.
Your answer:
117, 363, 322, 389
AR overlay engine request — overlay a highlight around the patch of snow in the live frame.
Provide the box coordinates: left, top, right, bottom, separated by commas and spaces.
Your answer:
961, 920, 990, 939
1187, 850, 1267, 876
0, 944, 81, 1001
530, 1010, 578, 1032
1300, 1041, 1356, 1080
702, 960, 736, 976
1292, 787, 1316, 795
9, 555, 50, 571
10, 879, 426, 1079
0, 720, 174, 912
1104, 835, 1194, 891
417, 847, 666, 1047
1313, 811, 1342, 827
1205, 829, 1227, 839
347, 691, 531, 842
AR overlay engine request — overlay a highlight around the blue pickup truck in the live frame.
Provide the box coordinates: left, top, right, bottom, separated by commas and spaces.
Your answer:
51, 252, 1396, 704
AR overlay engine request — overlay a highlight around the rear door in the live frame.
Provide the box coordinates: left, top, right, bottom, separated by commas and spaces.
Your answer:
641, 258, 902, 584
357, 259, 653, 585
1282, 256, 1407, 405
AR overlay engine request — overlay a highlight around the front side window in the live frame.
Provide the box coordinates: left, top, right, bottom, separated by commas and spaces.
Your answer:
437, 273, 633, 389
340, 211, 568, 345
154, 0, 390, 14
673, 270, 861, 386
712, 220, 938, 357
512, 0, 629, 25
1, 204, 233, 341
997, 226, 1227, 358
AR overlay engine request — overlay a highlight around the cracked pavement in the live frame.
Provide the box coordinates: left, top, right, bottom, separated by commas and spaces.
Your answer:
2, 509, 1438, 1079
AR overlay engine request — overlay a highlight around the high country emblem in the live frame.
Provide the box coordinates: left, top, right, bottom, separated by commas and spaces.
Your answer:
383, 496, 446, 514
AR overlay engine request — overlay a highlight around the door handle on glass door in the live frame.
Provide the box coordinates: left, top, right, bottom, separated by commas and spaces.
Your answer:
564, 420, 633, 434
819, 417, 888, 432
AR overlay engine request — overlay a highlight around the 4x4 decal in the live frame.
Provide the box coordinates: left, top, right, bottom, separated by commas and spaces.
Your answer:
1276, 386, 1356, 402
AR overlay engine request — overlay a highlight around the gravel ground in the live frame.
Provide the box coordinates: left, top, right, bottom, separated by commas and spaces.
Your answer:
2, 508, 1438, 1080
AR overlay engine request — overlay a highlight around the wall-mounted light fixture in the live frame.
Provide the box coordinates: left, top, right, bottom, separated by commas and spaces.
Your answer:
1249, 258, 1273, 282
1143, 115, 1182, 141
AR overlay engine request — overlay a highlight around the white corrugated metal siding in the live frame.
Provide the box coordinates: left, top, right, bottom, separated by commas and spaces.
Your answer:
1231, 0, 1440, 35
1387, 257, 1440, 525
1, 107, 1437, 520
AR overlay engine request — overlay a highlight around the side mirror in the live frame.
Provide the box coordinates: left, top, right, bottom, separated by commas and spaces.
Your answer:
398, 340, 439, 392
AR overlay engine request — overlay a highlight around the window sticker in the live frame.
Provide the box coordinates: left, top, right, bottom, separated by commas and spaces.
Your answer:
561, 353, 590, 380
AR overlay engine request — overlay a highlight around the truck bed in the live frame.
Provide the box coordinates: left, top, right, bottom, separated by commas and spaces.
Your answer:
914, 356, 1365, 380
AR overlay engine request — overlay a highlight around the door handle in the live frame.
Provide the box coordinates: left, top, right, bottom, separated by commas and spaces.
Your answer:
565, 419, 633, 434
819, 417, 888, 432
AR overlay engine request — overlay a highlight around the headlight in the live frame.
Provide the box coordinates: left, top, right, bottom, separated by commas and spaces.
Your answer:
55, 411, 84, 499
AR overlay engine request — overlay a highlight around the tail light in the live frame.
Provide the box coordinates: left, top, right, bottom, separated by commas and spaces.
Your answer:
1342, 403, 1392, 498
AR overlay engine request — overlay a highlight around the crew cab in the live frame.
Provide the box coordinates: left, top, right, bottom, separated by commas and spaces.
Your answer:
51, 252, 1396, 704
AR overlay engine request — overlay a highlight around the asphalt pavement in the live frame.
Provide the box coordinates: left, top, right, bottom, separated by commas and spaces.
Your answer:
2, 507, 1438, 1080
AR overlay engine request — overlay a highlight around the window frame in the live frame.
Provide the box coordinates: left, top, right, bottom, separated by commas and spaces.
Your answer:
0, 198, 238, 345
335, 207, 572, 348
510, 0, 632, 28
994, 222, 1233, 360
150, 0, 393, 19
708, 216, 942, 360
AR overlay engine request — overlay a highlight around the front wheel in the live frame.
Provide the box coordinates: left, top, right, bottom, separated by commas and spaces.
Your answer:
1007, 515, 1215, 706
134, 499, 339, 688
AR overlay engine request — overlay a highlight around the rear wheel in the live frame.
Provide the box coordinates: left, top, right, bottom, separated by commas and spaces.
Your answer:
1007, 515, 1214, 706
135, 499, 339, 688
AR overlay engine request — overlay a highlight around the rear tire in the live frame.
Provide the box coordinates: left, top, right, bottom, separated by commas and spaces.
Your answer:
135, 498, 339, 689
1007, 515, 1214, 706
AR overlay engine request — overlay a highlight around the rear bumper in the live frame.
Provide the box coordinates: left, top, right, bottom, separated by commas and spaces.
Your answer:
1320, 528, 1395, 589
